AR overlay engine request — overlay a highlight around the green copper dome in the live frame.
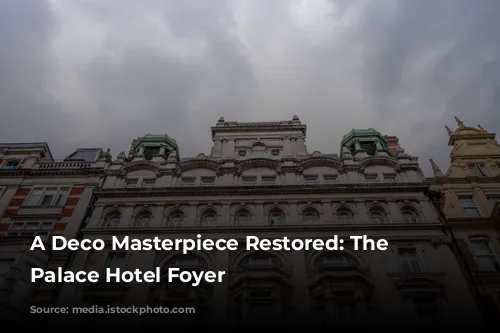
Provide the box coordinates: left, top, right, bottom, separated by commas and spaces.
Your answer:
130, 134, 178, 160
341, 128, 388, 155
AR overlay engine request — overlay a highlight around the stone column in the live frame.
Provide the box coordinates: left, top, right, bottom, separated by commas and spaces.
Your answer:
355, 201, 369, 223
388, 201, 403, 223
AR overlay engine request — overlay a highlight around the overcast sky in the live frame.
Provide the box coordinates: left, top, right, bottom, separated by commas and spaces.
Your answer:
1, 0, 499, 175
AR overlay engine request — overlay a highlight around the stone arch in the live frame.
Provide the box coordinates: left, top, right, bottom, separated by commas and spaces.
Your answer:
132, 206, 153, 219
308, 247, 369, 270
296, 157, 342, 172
265, 203, 288, 215
236, 158, 282, 175
156, 250, 214, 272
366, 202, 390, 214
176, 159, 222, 175
230, 248, 290, 271
120, 161, 161, 176
358, 156, 399, 171
231, 204, 253, 216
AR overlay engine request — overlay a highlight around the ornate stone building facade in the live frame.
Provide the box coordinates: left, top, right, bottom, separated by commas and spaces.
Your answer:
48, 117, 480, 328
0, 144, 109, 322
429, 117, 500, 323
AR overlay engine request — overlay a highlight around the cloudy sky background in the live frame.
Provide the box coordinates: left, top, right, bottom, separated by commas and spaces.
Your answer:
1, 0, 499, 175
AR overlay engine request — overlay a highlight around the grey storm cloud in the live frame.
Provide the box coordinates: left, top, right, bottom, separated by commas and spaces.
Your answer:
0, 0, 499, 175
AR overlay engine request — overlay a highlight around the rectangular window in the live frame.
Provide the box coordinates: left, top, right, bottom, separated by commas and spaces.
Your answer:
242, 176, 256, 185
181, 177, 195, 186
105, 253, 126, 270
414, 298, 439, 329
470, 240, 500, 272
125, 179, 137, 188
8, 221, 54, 241
4, 160, 20, 169
324, 175, 337, 183
365, 174, 379, 183
25, 187, 70, 206
383, 174, 397, 182
200, 177, 215, 186
486, 194, 500, 207
304, 175, 318, 184
398, 248, 422, 273
457, 195, 481, 217
262, 176, 276, 185
142, 179, 156, 186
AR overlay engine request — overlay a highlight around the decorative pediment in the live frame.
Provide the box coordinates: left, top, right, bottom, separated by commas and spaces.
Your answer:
176, 159, 222, 175
395, 275, 445, 298
120, 161, 161, 176
296, 157, 343, 173
236, 158, 283, 175
358, 156, 399, 171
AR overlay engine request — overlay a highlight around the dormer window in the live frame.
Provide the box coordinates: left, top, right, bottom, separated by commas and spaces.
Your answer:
238, 150, 246, 156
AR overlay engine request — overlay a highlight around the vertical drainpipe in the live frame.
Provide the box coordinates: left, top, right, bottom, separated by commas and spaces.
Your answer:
424, 190, 490, 328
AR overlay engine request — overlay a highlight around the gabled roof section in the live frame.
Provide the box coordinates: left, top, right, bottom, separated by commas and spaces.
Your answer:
0, 142, 53, 161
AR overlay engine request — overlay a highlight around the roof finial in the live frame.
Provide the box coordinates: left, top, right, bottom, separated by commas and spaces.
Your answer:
429, 159, 443, 177
454, 116, 464, 127
445, 126, 453, 135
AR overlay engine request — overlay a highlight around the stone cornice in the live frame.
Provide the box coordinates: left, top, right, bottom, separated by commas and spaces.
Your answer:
94, 182, 431, 198
0, 168, 105, 177
211, 123, 306, 137
430, 175, 500, 185
81, 223, 444, 236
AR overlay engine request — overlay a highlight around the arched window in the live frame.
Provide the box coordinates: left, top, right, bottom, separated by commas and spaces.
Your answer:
201, 210, 217, 226
135, 212, 151, 227
303, 208, 319, 224
239, 253, 281, 269
235, 209, 251, 227
315, 253, 355, 267
268, 209, 285, 227
168, 254, 206, 269
167, 211, 184, 228
336, 208, 353, 224
369, 207, 387, 224
105, 213, 121, 227
402, 209, 419, 223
